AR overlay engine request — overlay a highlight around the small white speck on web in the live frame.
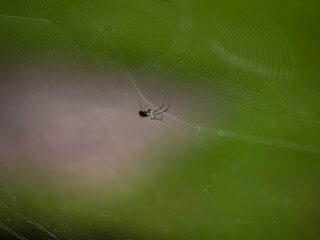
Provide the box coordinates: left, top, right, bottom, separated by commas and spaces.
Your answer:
99, 213, 111, 218
197, 125, 201, 130
273, 220, 277, 223
217, 129, 225, 136
203, 185, 212, 192
7, 192, 17, 202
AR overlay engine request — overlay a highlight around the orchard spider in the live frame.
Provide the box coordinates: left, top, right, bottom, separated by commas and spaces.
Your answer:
138, 101, 171, 121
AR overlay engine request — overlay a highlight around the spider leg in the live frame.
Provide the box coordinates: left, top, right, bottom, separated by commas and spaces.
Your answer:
140, 101, 149, 111
149, 111, 155, 120
149, 112, 163, 121
156, 113, 163, 121
155, 102, 171, 114
152, 114, 163, 121
154, 101, 165, 112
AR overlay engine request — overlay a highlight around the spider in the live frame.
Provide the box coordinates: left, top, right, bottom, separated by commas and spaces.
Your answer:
138, 101, 171, 121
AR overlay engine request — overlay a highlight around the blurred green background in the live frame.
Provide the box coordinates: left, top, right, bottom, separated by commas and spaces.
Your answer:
0, 0, 319, 240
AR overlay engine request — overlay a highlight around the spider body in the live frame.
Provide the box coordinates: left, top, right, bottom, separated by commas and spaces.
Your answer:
139, 102, 170, 121
139, 110, 151, 118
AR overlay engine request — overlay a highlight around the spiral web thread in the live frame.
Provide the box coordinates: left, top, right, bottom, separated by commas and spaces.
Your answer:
0, 0, 294, 111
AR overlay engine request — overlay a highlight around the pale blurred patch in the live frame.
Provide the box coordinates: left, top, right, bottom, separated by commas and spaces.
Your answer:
0, 71, 192, 183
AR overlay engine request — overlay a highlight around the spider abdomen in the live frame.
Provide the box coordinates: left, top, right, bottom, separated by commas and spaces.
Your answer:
139, 111, 149, 117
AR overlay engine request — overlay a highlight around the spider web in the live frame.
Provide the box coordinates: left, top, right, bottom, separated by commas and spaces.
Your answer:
51, 1, 294, 122
1, 0, 295, 124
0, 1, 319, 240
